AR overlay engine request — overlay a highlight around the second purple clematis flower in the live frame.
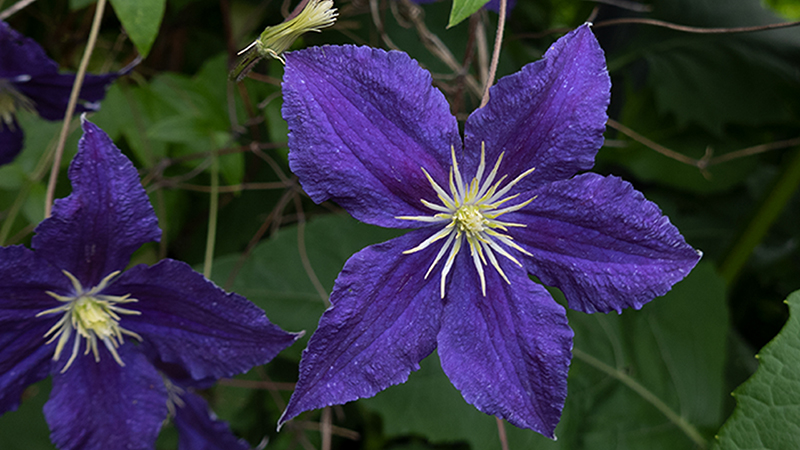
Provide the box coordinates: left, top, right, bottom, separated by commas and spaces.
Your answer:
0, 21, 123, 166
0, 118, 299, 449
278, 24, 701, 437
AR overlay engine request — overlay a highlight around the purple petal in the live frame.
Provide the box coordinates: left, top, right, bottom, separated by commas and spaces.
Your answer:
0, 22, 59, 78
438, 253, 572, 437
511, 173, 702, 313
43, 345, 167, 450
0, 326, 53, 415
279, 230, 443, 426
283, 45, 461, 228
173, 389, 250, 450
32, 119, 161, 287
110, 258, 298, 382
0, 245, 71, 414
463, 24, 610, 189
0, 120, 24, 166
15, 72, 121, 121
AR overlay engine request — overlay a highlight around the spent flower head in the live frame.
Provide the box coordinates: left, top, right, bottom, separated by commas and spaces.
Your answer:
0, 118, 299, 450
276, 24, 701, 437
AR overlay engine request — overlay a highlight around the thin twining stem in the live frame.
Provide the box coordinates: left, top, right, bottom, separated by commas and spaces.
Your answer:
606, 118, 800, 174
0, 0, 37, 20
520, 17, 800, 40
480, 0, 508, 108
572, 347, 707, 449
44, 0, 107, 217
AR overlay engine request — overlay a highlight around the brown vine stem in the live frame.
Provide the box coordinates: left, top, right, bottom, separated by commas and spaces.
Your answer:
496, 417, 509, 450
519, 17, 800, 40
294, 194, 330, 307
0, 0, 37, 20
480, 0, 507, 108
607, 118, 800, 174
44, 0, 107, 217
592, 17, 800, 34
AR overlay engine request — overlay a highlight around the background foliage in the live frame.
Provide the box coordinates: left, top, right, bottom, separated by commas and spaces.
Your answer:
1, 0, 799, 448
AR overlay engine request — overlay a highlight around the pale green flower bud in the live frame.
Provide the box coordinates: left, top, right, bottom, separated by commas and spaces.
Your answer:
230, 0, 338, 81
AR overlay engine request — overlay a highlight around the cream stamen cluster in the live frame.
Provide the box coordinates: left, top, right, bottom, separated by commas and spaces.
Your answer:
398, 143, 536, 297
37, 270, 142, 373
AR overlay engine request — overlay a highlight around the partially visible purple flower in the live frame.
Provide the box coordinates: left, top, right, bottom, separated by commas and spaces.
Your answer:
0, 21, 123, 166
0, 118, 298, 450
276, 25, 701, 437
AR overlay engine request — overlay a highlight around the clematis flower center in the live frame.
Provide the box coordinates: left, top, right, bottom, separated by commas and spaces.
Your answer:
397, 143, 536, 298
0, 78, 34, 129
36, 270, 142, 373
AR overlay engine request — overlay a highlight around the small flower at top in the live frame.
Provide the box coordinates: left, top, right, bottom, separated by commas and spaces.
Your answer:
276, 24, 701, 437
230, 0, 338, 81
0, 21, 126, 166
0, 118, 299, 450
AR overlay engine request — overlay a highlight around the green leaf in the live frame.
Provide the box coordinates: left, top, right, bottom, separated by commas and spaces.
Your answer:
448, 0, 491, 28
713, 289, 800, 449
364, 262, 728, 449
108, 0, 166, 57
69, 0, 96, 10
0, 381, 54, 450
608, 0, 800, 133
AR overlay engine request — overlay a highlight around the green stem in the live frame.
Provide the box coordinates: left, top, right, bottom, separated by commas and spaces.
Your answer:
718, 148, 800, 284
203, 156, 220, 279
44, 0, 106, 217
573, 347, 707, 449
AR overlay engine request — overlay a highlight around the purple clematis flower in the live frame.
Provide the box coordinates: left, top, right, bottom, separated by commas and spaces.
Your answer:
0, 118, 299, 450
0, 21, 123, 166
277, 24, 701, 437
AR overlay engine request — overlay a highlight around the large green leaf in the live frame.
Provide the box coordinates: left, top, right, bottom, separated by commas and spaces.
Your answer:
364, 262, 728, 449
713, 289, 800, 449
607, 0, 800, 133
0, 381, 54, 450
108, 0, 167, 57
448, 0, 491, 27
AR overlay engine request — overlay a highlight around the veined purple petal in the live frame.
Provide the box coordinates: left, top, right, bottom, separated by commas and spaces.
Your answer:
438, 253, 572, 437
0, 245, 72, 413
110, 259, 298, 382
15, 72, 121, 121
32, 119, 161, 287
463, 24, 609, 189
0, 326, 53, 415
0, 22, 59, 78
511, 173, 701, 313
279, 230, 443, 426
173, 389, 250, 450
0, 120, 24, 166
283, 45, 461, 228
43, 345, 167, 450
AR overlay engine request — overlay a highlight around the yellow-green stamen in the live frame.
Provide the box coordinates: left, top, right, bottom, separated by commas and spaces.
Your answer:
397, 143, 536, 298
0, 78, 35, 129
37, 270, 142, 373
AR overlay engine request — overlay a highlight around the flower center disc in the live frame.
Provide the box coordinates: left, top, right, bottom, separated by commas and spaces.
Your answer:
455, 205, 486, 233
397, 143, 537, 298
37, 270, 142, 372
